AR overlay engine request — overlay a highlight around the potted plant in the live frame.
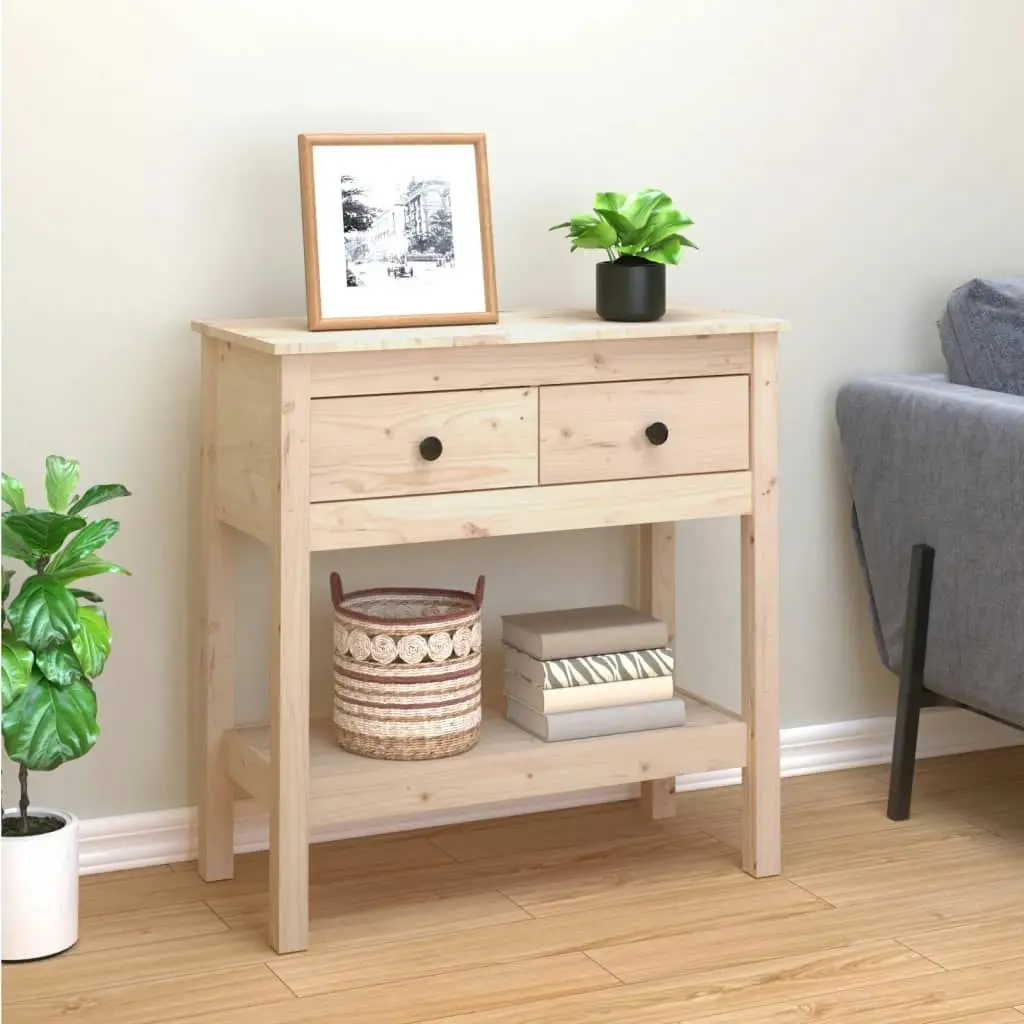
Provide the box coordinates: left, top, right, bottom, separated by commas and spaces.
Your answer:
1, 456, 130, 961
550, 189, 697, 323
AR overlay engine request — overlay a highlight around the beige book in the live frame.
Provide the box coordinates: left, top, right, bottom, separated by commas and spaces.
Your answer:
503, 669, 673, 714
501, 604, 668, 661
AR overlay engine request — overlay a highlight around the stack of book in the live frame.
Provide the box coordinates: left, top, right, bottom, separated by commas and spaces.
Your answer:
501, 604, 686, 741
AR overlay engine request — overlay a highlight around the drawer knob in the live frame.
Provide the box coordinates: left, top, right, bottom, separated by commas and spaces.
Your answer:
645, 421, 669, 446
419, 436, 444, 462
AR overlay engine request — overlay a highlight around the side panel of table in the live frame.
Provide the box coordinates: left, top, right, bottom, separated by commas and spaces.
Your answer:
741, 332, 782, 876
269, 357, 312, 953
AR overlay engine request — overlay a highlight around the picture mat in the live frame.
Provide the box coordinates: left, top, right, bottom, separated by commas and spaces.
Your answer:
312, 143, 487, 320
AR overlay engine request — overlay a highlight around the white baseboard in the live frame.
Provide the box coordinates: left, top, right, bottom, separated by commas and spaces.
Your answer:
78, 706, 1022, 875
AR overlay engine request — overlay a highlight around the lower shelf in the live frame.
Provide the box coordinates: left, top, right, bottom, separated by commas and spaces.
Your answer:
227, 695, 746, 830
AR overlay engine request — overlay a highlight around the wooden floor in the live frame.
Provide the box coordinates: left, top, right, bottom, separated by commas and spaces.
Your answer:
4, 749, 1024, 1024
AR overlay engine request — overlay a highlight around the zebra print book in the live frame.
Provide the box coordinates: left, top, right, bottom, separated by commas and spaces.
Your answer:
503, 644, 674, 689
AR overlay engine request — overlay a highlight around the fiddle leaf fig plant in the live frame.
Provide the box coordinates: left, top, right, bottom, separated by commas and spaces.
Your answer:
550, 189, 697, 265
1, 456, 130, 836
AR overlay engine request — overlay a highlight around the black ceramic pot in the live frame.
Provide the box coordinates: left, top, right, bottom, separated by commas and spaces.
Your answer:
596, 258, 666, 322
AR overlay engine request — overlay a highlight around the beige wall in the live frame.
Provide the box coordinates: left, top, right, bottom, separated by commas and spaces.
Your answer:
4, 0, 1023, 818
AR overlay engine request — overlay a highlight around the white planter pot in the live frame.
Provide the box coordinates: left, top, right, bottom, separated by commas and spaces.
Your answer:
1, 808, 79, 961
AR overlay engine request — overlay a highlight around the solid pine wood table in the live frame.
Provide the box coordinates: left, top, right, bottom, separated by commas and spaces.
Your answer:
191, 306, 788, 954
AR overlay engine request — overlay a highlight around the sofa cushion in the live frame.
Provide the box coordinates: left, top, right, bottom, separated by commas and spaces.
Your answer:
940, 276, 1024, 396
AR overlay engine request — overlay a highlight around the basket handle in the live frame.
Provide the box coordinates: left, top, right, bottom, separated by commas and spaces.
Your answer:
330, 572, 344, 611
331, 571, 484, 609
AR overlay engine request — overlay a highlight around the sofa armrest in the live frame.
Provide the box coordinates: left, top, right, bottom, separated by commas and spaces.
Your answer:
835, 374, 1024, 727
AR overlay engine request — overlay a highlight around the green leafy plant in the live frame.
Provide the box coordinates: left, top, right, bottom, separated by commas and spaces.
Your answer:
550, 189, 697, 265
2, 457, 130, 835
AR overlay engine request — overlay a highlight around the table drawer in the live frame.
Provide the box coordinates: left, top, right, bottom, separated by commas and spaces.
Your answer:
310, 388, 538, 501
539, 376, 749, 485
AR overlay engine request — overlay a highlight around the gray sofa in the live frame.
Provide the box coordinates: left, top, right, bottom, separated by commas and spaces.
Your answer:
835, 276, 1024, 819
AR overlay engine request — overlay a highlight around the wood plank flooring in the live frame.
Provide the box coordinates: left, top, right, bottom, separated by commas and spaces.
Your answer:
3, 749, 1023, 1023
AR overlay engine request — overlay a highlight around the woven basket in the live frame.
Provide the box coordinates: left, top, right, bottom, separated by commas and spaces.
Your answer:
330, 572, 485, 760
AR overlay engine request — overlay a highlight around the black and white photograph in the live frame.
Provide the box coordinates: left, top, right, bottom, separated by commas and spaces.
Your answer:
299, 134, 497, 331
342, 175, 455, 289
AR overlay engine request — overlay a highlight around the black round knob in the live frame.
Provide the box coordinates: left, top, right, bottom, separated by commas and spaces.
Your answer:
419, 436, 443, 462
645, 421, 669, 446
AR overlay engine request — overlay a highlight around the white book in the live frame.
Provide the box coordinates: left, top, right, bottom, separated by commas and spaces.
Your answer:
503, 668, 673, 714
506, 696, 687, 742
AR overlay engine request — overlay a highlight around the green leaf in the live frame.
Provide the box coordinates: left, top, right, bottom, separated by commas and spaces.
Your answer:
2, 474, 26, 513
6, 575, 80, 648
44, 456, 80, 514
2, 524, 35, 564
2, 672, 98, 771
2, 511, 87, 558
69, 588, 104, 604
2, 568, 13, 602
36, 644, 84, 687
48, 556, 131, 586
593, 208, 637, 245
635, 208, 693, 250
568, 213, 600, 235
593, 191, 627, 214
67, 484, 131, 517
572, 219, 617, 249
639, 236, 687, 265
48, 518, 120, 576
623, 189, 672, 231
2, 636, 34, 708
548, 221, 572, 231
72, 607, 112, 677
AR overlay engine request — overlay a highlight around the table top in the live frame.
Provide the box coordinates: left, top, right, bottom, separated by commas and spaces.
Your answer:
191, 306, 790, 356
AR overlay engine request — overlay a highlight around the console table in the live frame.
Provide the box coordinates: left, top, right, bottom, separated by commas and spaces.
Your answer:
192, 306, 787, 954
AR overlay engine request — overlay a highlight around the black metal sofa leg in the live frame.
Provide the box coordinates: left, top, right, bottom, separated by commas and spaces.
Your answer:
887, 543, 935, 822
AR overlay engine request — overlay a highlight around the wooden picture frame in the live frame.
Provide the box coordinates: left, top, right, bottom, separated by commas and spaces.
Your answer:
298, 133, 498, 332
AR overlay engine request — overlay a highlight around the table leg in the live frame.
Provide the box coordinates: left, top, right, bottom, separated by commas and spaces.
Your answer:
740, 332, 781, 877
269, 358, 312, 954
199, 337, 236, 882
638, 522, 677, 820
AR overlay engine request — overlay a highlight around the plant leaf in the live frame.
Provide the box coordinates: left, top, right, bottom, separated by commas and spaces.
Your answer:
635, 209, 693, 250
650, 232, 698, 256
623, 189, 672, 231
68, 587, 104, 604
72, 607, 112, 677
548, 221, 571, 231
593, 191, 627, 214
2, 511, 87, 558
2, 474, 26, 513
2, 568, 13, 603
44, 456, 80, 514
2, 636, 34, 708
67, 484, 131, 517
6, 575, 80, 648
2, 525, 35, 564
594, 208, 637, 245
639, 235, 686, 265
48, 518, 120, 576
36, 643, 84, 687
572, 219, 617, 249
2, 671, 98, 771
568, 213, 600, 235
48, 556, 132, 586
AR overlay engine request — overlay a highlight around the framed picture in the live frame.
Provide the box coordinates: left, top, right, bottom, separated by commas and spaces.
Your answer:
298, 132, 498, 332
